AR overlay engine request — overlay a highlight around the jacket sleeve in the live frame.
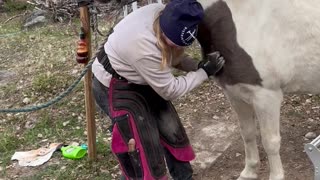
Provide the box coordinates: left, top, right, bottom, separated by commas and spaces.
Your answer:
131, 56, 208, 101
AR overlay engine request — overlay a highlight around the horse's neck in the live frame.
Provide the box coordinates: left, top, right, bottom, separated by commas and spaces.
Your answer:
198, 0, 263, 87
199, 0, 242, 59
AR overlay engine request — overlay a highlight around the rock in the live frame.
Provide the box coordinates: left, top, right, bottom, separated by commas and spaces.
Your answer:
307, 118, 314, 123
23, 10, 48, 29
25, 9, 46, 22
305, 132, 317, 139
25, 120, 35, 129
24, 16, 47, 28
63, 121, 70, 126
23, 97, 31, 104
100, 168, 110, 173
213, 115, 219, 120
70, 142, 79, 146
71, 69, 78, 75
103, 138, 108, 143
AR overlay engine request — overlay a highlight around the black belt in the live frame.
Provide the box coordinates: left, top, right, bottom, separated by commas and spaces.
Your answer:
97, 48, 125, 80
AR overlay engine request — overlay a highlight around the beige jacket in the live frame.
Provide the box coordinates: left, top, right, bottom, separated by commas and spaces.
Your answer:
92, 3, 208, 100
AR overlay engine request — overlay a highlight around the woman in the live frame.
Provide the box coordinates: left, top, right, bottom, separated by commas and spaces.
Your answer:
92, 0, 224, 179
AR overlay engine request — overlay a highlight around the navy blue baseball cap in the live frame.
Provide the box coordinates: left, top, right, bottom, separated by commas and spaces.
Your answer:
159, 0, 204, 46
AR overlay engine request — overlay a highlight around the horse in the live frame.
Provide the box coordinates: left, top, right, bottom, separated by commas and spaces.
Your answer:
196, 0, 320, 179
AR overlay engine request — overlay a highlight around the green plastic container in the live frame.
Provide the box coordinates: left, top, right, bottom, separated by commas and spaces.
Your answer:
61, 145, 87, 159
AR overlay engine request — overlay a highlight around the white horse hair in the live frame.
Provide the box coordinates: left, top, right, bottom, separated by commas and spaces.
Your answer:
196, 0, 320, 179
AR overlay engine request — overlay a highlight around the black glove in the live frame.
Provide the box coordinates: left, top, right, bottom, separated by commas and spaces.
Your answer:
198, 51, 225, 77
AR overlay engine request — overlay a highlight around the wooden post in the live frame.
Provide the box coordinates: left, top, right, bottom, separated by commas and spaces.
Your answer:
79, 4, 97, 161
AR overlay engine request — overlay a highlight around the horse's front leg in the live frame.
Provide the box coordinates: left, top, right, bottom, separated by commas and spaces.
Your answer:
228, 95, 260, 180
253, 89, 284, 180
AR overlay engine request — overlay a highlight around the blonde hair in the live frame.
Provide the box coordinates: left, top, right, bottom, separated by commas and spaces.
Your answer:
153, 11, 184, 69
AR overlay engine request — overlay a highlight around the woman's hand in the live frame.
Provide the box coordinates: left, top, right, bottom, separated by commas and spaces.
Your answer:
198, 51, 225, 77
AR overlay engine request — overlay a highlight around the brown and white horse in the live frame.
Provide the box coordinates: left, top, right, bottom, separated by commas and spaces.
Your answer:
197, 0, 320, 179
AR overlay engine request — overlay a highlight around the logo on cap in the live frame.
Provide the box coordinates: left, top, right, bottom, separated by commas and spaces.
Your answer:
181, 27, 197, 46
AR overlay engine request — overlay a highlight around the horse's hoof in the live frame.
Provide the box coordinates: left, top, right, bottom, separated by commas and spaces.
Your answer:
237, 177, 258, 180
269, 176, 284, 180
237, 174, 258, 180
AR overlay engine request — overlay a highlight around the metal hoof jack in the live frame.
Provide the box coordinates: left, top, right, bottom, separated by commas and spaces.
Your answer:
305, 135, 320, 180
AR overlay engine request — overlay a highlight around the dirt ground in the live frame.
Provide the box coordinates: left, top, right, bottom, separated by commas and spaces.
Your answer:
174, 80, 319, 180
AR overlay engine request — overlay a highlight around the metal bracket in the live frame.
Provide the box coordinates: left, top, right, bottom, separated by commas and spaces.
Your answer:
77, 0, 93, 7
305, 135, 320, 180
